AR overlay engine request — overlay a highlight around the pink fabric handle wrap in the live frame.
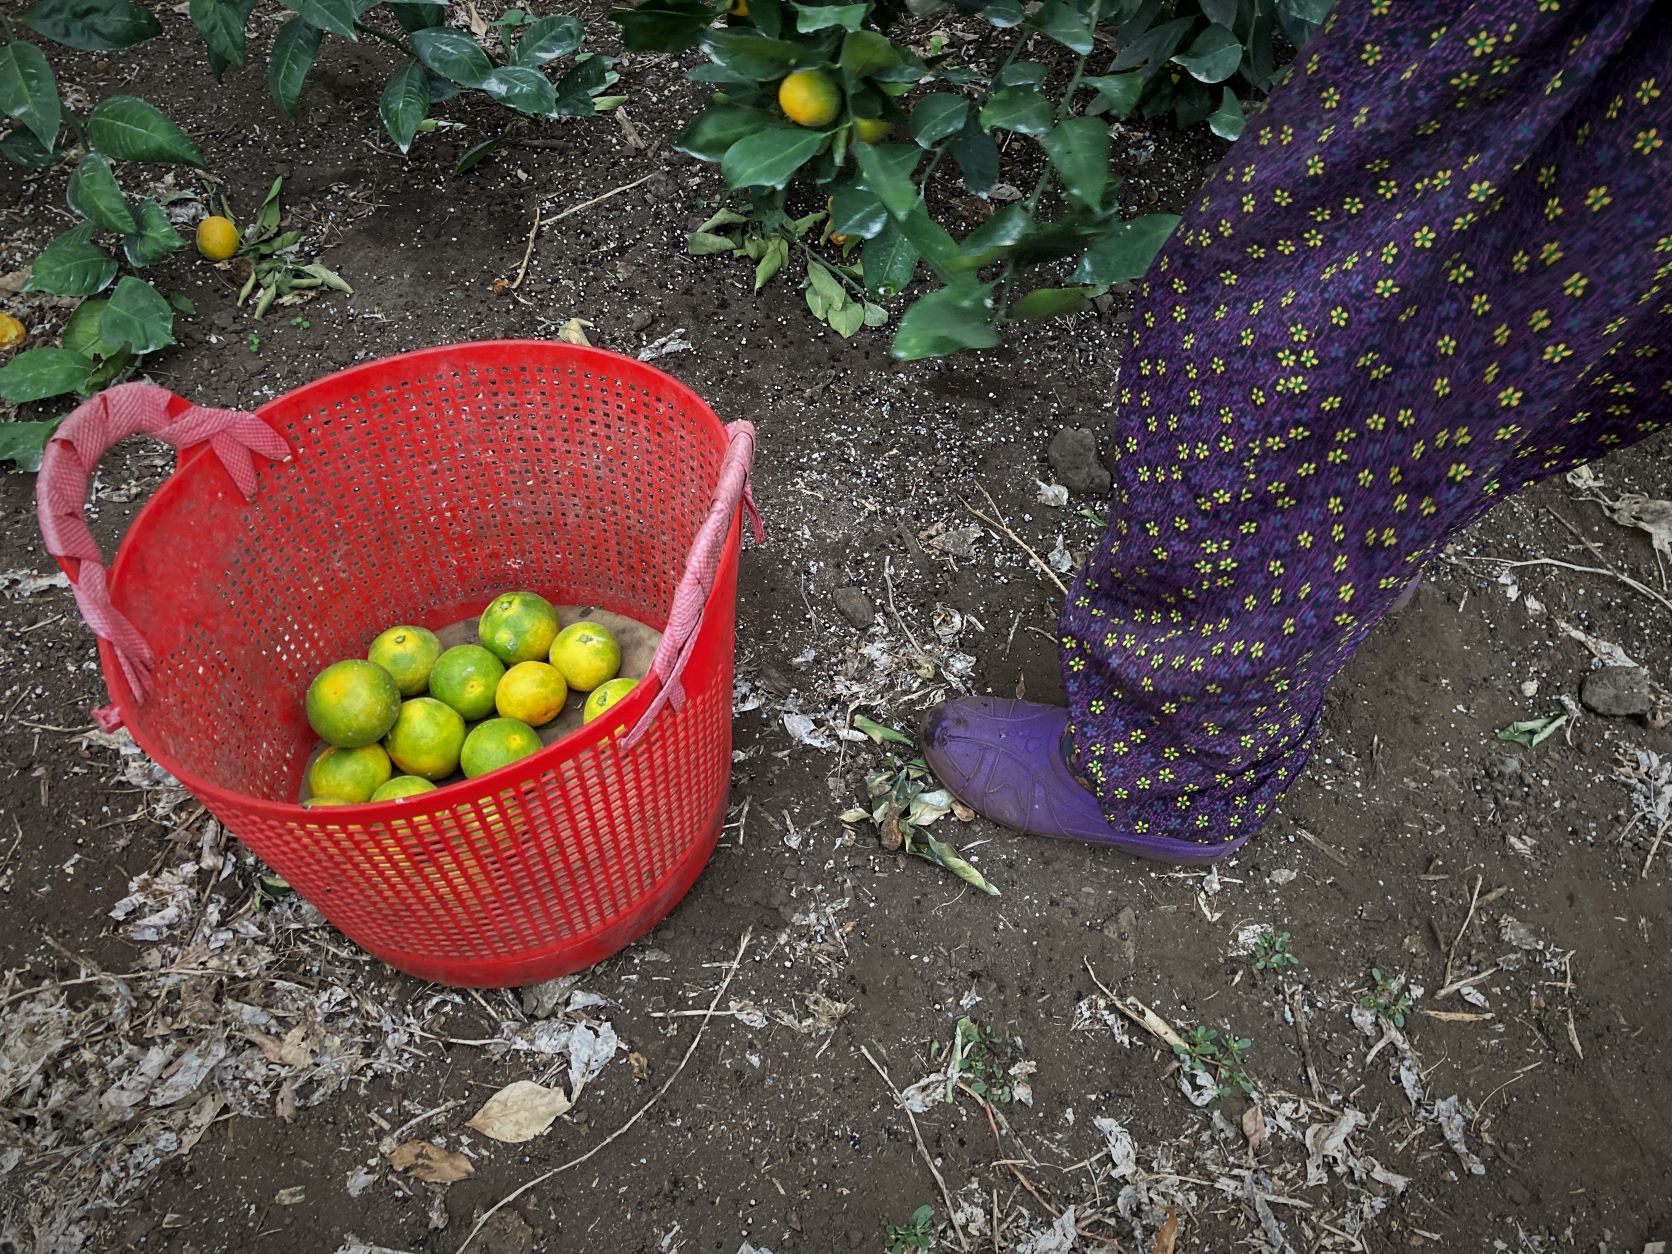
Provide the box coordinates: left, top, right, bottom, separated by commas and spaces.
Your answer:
624, 420, 763, 749
35, 381, 290, 713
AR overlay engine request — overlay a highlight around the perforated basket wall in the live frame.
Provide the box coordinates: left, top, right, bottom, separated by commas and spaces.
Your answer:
99, 342, 740, 986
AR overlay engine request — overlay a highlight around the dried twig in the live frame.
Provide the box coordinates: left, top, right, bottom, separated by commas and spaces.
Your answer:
455, 929, 752, 1254
1642, 818, 1671, 879
1084, 957, 1187, 1051
964, 484, 1070, 596
509, 169, 660, 290
859, 1044, 970, 1251
1457, 554, 1672, 614
1285, 982, 1322, 1098
1444, 874, 1484, 989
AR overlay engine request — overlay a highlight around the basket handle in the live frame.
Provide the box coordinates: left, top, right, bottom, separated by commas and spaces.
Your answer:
623, 420, 763, 749
35, 381, 291, 714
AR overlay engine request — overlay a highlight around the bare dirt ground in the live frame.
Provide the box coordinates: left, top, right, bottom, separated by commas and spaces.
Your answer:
3, 5, 1671, 1253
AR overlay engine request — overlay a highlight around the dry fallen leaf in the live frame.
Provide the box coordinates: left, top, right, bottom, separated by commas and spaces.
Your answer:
489, 277, 511, 295
387, 1139, 475, 1184
1241, 1104, 1267, 1153
273, 1185, 306, 1206
629, 1050, 651, 1082
465, 0, 489, 36
557, 318, 593, 347
247, 1024, 318, 1069
467, 1080, 572, 1143
1152, 1206, 1180, 1254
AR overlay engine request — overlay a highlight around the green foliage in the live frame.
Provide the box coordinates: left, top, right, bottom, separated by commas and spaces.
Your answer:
230, 176, 354, 318
1251, 928, 1299, 973
619, 0, 1327, 356
1359, 967, 1412, 1029
930, 1015, 1020, 1104
1173, 1024, 1254, 1103
0, 16, 203, 460
884, 1205, 935, 1253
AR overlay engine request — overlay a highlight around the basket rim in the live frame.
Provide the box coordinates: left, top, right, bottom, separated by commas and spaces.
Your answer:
98, 339, 736, 822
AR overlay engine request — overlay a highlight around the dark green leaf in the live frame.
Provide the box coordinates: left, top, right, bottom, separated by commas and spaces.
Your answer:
675, 102, 776, 161
981, 0, 1024, 26
0, 418, 64, 471
947, 118, 996, 195
267, 19, 323, 116
721, 125, 825, 189
1084, 71, 1143, 118
686, 60, 761, 85
992, 60, 1046, 89
864, 218, 917, 298
190, 0, 259, 76
21, 0, 161, 50
66, 153, 136, 233
453, 133, 509, 173
60, 299, 114, 357
1039, 117, 1108, 212
551, 54, 610, 115
1071, 212, 1178, 284
1030, 0, 1092, 53
894, 282, 999, 359
948, 203, 1029, 271
894, 202, 958, 275
121, 199, 186, 268
838, 30, 898, 79
379, 61, 429, 152
1008, 286, 1089, 320
387, 0, 447, 32
906, 831, 1000, 893
278, 0, 357, 38
481, 65, 557, 115
99, 276, 175, 355
830, 184, 887, 238
168, 292, 196, 315
1207, 86, 1244, 139
1111, 14, 1190, 78
410, 27, 494, 87
1174, 22, 1242, 83
1200, 0, 1236, 24
980, 85, 1052, 135
0, 40, 61, 150
0, 126, 64, 167
686, 230, 736, 255
1172, 75, 1215, 127
87, 95, 204, 166
25, 225, 117, 296
853, 713, 914, 745
909, 93, 966, 147
851, 142, 919, 217
83, 345, 132, 390
827, 298, 864, 338
701, 28, 804, 80
609, 0, 713, 53
511, 14, 584, 66
0, 348, 94, 404
795, 2, 867, 32
1276, 0, 1330, 45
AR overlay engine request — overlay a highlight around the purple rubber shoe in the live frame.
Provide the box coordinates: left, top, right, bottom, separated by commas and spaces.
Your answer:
920, 697, 1248, 865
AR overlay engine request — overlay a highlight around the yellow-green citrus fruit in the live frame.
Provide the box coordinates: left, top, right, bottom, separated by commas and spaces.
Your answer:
495, 661, 568, 727
548, 621, 621, 692
778, 69, 841, 129
477, 591, 560, 665
853, 115, 891, 143
307, 743, 392, 804
196, 215, 240, 261
384, 696, 467, 780
306, 659, 402, 748
460, 717, 543, 779
583, 677, 640, 725
370, 775, 438, 802
429, 644, 505, 721
303, 795, 354, 808
368, 624, 443, 697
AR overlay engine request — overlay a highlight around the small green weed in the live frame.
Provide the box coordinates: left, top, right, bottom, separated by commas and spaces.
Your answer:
1359, 968, 1412, 1029
1173, 1025, 1254, 1103
289, 315, 311, 330
246, 332, 260, 353
1251, 929, 1299, 973
930, 1016, 1016, 1104
884, 1204, 934, 1253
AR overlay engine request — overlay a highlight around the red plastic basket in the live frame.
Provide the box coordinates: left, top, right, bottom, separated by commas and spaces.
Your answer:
35, 342, 759, 987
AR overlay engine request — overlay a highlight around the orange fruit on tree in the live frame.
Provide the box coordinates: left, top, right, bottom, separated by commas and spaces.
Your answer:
460, 717, 543, 779
306, 659, 402, 748
307, 743, 392, 804
368, 624, 442, 697
429, 644, 505, 721
778, 69, 841, 129
196, 215, 240, 261
583, 677, 640, 725
478, 590, 561, 665
384, 696, 467, 780
549, 621, 621, 692
496, 660, 568, 727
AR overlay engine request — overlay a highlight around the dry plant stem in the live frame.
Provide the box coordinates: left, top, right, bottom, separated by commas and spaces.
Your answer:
510, 170, 660, 289
455, 928, 752, 1254
883, 555, 928, 657
859, 1044, 970, 1251
1641, 817, 1671, 878
1285, 982, 1322, 1098
1445, 874, 1484, 988
1468, 554, 1672, 614
965, 484, 1071, 597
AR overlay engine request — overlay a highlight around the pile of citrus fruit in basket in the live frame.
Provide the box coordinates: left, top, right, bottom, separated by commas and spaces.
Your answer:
300, 591, 642, 807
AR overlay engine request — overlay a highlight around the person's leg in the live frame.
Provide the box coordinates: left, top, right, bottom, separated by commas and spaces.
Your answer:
927, 0, 1672, 859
